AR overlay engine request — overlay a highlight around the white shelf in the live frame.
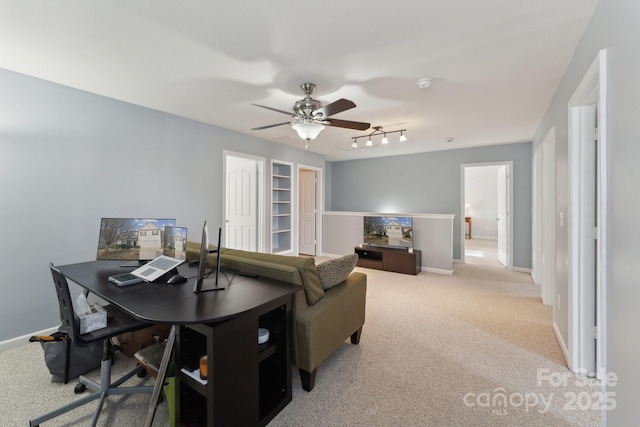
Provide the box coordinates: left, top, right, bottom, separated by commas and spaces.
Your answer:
271, 160, 294, 254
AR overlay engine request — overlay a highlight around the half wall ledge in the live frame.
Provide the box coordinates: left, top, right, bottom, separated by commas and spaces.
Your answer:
322, 211, 454, 275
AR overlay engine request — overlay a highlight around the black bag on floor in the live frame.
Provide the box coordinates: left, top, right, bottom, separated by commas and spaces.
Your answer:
30, 330, 103, 383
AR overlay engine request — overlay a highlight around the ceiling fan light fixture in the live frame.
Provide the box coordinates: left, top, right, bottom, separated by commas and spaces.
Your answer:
351, 140, 358, 148
292, 122, 325, 141
366, 138, 373, 147
381, 134, 389, 145
252, 83, 370, 143
399, 131, 407, 142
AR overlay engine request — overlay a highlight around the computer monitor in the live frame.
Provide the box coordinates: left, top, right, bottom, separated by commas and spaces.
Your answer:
193, 221, 225, 294
163, 225, 188, 261
96, 218, 177, 265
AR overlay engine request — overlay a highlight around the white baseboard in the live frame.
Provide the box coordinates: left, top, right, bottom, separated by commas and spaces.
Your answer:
422, 266, 454, 276
0, 325, 58, 353
553, 321, 570, 368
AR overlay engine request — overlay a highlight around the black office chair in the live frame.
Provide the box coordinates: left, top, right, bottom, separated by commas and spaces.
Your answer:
30, 264, 155, 427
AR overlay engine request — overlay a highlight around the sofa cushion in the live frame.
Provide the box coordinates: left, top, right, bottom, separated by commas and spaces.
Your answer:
220, 248, 325, 305
186, 241, 327, 305
317, 253, 359, 290
221, 254, 302, 286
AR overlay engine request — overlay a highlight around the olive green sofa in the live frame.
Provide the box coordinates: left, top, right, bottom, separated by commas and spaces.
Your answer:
186, 242, 367, 391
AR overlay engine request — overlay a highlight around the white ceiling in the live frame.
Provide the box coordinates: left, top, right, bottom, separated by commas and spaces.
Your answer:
0, 0, 597, 161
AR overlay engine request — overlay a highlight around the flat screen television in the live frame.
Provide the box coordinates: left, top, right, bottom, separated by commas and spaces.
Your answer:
363, 216, 413, 249
96, 218, 178, 265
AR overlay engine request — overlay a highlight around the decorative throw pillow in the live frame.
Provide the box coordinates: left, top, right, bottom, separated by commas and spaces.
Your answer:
317, 253, 359, 290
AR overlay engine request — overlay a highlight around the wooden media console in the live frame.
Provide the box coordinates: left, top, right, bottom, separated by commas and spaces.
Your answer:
354, 246, 422, 275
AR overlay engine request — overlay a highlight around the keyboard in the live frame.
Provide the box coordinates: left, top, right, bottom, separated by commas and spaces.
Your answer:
148, 257, 179, 270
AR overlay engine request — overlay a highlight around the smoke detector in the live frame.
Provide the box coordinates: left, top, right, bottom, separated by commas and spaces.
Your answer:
417, 78, 433, 89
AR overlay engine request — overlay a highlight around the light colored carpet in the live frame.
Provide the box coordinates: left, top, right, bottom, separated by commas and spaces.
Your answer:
0, 344, 167, 426
464, 237, 502, 268
1, 261, 602, 426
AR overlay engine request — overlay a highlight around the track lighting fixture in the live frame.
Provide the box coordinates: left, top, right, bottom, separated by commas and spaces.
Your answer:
351, 126, 407, 148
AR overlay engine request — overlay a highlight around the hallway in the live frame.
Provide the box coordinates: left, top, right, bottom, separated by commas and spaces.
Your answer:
464, 238, 505, 268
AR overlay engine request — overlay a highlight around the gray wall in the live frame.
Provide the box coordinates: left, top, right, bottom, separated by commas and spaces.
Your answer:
329, 143, 532, 268
531, 1, 639, 423
0, 68, 325, 341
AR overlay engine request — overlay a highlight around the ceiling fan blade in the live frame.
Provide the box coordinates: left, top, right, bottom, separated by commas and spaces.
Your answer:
315, 98, 356, 118
252, 104, 294, 117
251, 122, 291, 130
325, 118, 370, 131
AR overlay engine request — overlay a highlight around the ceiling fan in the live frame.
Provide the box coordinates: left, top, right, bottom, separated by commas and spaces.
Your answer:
251, 83, 370, 144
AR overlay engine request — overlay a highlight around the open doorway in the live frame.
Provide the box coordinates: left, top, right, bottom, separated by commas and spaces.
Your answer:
461, 162, 513, 268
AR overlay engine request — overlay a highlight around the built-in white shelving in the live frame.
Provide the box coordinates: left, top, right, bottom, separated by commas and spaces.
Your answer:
271, 160, 293, 254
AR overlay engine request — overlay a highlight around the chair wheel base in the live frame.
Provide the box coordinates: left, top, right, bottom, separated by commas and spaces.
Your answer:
74, 383, 86, 394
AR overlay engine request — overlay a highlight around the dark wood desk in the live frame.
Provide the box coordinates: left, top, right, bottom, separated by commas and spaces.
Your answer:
58, 260, 299, 427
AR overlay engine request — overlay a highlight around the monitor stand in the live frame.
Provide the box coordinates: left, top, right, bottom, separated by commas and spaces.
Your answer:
197, 272, 229, 292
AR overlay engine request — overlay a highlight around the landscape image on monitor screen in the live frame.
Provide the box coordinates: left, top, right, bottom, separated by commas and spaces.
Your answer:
363, 216, 413, 248
163, 226, 188, 260
96, 218, 177, 261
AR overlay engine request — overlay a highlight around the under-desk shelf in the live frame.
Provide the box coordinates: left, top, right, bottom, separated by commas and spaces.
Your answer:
178, 368, 207, 397
258, 341, 278, 362
175, 295, 293, 427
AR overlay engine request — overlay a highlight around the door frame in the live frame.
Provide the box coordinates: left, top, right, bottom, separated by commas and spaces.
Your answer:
567, 49, 607, 379
222, 150, 266, 252
297, 164, 323, 256
460, 161, 513, 268
533, 127, 557, 306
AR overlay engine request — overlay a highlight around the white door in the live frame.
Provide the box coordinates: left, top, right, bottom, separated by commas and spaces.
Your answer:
299, 170, 317, 255
225, 156, 258, 251
497, 165, 508, 267
567, 51, 607, 379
